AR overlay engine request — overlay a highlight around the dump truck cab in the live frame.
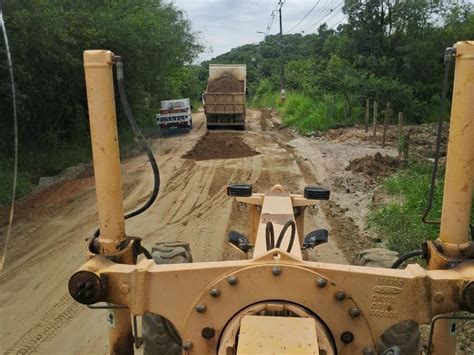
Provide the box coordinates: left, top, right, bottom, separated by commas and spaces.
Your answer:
157, 98, 192, 132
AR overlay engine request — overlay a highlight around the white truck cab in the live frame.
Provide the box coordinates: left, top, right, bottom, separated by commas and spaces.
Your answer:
157, 98, 192, 132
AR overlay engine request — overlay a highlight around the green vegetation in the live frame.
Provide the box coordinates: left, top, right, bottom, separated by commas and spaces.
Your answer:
252, 89, 357, 133
208, 0, 473, 130
0, 0, 203, 203
369, 161, 444, 254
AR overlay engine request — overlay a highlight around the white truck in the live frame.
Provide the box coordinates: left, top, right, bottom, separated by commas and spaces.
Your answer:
156, 98, 192, 132
203, 64, 246, 130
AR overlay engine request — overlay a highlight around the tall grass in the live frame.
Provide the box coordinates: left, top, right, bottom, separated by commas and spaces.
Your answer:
368, 161, 451, 254
251, 91, 363, 134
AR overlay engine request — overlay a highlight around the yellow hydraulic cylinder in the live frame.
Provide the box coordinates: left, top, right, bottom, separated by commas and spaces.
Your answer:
433, 41, 474, 355
84, 50, 126, 254
84, 50, 133, 354
439, 41, 474, 246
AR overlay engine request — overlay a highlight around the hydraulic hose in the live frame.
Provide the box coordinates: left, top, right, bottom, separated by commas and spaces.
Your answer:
421, 47, 454, 226
276, 220, 296, 253
391, 249, 424, 269
266, 222, 275, 250
90, 56, 160, 259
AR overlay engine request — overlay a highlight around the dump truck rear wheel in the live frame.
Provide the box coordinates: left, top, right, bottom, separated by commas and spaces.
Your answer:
142, 241, 192, 355
352, 248, 420, 354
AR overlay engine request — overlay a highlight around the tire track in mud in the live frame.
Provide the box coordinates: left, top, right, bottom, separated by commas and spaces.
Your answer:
4, 294, 84, 354
0, 225, 88, 287
293, 156, 372, 261
166, 159, 260, 227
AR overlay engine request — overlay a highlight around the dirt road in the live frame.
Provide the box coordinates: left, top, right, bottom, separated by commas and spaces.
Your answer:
0, 109, 396, 354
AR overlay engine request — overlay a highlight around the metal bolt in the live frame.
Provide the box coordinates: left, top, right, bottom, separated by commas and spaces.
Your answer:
363, 346, 376, 355
341, 331, 354, 344
316, 278, 327, 288
227, 276, 238, 285
209, 288, 220, 297
349, 307, 361, 318
195, 303, 206, 313
182, 340, 193, 350
335, 291, 346, 301
201, 327, 215, 339
120, 283, 130, 295
434, 291, 445, 303
272, 265, 282, 276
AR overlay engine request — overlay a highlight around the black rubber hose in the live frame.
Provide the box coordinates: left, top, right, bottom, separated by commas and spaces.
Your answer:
276, 220, 296, 253
140, 246, 153, 260
421, 50, 452, 225
391, 249, 424, 269
266, 222, 275, 250
90, 57, 160, 249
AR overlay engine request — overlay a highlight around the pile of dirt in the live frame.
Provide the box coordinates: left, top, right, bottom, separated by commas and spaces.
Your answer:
346, 152, 403, 178
182, 132, 259, 161
208, 74, 244, 93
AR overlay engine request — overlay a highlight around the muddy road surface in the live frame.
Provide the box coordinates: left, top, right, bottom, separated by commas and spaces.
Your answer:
1, 109, 395, 354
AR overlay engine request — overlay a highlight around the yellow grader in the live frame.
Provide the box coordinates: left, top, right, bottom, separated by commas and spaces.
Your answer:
69, 42, 474, 354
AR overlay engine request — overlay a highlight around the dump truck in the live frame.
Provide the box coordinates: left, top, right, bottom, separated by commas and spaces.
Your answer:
157, 98, 192, 133
203, 64, 246, 130
70, 45, 474, 355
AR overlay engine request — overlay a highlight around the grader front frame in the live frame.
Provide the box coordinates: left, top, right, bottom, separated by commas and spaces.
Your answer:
69, 42, 474, 354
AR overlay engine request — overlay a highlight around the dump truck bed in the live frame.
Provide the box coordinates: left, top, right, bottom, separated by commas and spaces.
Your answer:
204, 64, 247, 129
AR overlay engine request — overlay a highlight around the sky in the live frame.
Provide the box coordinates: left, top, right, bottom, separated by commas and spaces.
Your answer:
171, 0, 346, 63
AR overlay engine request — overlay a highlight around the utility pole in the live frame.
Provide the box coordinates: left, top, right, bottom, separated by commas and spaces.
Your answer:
279, 0, 286, 103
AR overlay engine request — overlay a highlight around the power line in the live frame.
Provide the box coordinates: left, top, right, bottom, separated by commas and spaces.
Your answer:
264, 1, 280, 36
308, 1, 344, 33
287, 0, 322, 34
303, 0, 339, 32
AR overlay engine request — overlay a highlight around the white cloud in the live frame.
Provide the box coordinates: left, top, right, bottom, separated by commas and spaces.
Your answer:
170, 0, 345, 62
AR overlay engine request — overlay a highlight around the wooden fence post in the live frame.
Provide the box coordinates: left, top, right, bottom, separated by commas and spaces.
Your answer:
365, 98, 370, 133
372, 101, 378, 140
398, 112, 404, 157
382, 102, 390, 148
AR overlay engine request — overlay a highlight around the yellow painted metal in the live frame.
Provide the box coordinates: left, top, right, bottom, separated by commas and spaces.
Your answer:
252, 188, 302, 259
432, 41, 474, 355
237, 315, 319, 355
439, 41, 474, 246
83, 50, 133, 354
83, 50, 126, 254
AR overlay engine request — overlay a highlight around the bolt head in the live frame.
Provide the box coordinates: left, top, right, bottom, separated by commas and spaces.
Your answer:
335, 291, 346, 301
120, 283, 130, 295
434, 291, 445, 303
182, 340, 193, 350
349, 307, 361, 318
272, 265, 282, 276
317, 278, 327, 288
195, 303, 206, 313
227, 276, 238, 285
340, 331, 354, 344
201, 327, 215, 339
209, 288, 220, 297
